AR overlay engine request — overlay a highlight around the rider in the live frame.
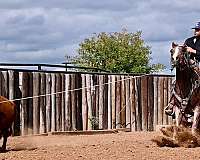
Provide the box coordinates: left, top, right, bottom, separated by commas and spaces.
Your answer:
165, 22, 200, 117
185, 21, 200, 66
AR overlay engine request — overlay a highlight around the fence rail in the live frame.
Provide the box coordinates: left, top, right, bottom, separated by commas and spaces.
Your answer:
0, 69, 174, 136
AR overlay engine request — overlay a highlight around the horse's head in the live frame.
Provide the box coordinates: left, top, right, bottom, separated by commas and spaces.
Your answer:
170, 42, 189, 70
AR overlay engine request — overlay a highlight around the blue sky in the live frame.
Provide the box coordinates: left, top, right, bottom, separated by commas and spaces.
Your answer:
0, 0, 199, 72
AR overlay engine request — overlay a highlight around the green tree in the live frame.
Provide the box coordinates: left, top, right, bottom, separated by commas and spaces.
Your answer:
73, 29, 165, 73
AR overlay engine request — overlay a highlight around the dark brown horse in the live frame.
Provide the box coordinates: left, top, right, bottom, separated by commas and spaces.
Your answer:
165, 42, 200, 136
0, 96, 15, 151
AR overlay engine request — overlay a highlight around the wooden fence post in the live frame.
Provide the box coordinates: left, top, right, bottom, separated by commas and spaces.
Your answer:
148, 76, 154, 131
56, 73, 62, 131
163, 77, 168, 125
1, 71, 8, 97
33, 72, 40, 134
135, 77, 142, 131
46, 73, 51, 132
99, 75, 104, 129
130, 76, 136, 131
111, 75, 116, 129
8, 71, 20, 135
141, 76, 148, 131
153, 76, 158, 130
107, 75, 112, 129
86, 74, 92, 130
61, 73, 65, 131
51, 73, 56, 132
116, 75, 121, 129
158, 77, 164, 125
95, 75, 99, 129
21, 72, 29, 135
82, 74, 87, 130
125, 76, 131, 129
40, 73, 46, 133
65, 74, 71, 131
71, 74, 77, 130
120, 76, 126, 128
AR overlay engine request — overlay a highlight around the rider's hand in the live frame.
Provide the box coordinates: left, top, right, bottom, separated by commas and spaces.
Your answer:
187, 47, 196, 54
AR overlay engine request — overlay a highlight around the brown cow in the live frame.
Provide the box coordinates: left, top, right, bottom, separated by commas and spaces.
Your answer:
0, 96, 15, 151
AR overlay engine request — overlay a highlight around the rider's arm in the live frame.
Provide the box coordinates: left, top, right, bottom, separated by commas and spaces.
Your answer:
186, 47, 200, 62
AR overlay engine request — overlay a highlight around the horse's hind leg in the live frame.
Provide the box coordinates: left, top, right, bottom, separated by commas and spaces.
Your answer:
192, 106, 200, 137
1, 129, 10, 151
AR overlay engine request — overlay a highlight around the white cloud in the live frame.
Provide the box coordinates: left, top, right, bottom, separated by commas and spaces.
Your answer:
0, 0, 199, 70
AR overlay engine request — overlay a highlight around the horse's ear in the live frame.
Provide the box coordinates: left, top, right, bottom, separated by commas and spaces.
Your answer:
172, 42, 178, 48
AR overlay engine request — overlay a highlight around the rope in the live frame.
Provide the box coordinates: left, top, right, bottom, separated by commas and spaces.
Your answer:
0, 73, 155, 104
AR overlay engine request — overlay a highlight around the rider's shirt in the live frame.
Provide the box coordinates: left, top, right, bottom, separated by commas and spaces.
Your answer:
184, 36, 200, 62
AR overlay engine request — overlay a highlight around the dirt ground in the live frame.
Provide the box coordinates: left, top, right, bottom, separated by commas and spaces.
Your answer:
0, 131, 200, 160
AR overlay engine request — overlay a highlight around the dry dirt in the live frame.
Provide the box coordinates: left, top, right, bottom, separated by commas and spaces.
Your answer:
0, 131, 200, 160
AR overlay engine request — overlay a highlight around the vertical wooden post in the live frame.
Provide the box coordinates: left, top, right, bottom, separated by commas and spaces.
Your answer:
82, 74, 88, 130
91, 75, 97, 129
91, 75, 97, 130
103, 75, 108, 129
27, 72, 33, 135
148, 76, 154, 131
8, 71, 20, 135
71, 74, 77, 130
2, 71, 8, 97
65, 74, 71, 130
8, 70, 15, 133
141, 76, 148, 131
40, 73, 46, 133
125, 76, 131, 129
33, 72, 40, 134
163, 77, 168, 125
95, 75, 99, 129
61, 73, 65, 131
135, 77, 142, 131
56, 73, 62, 131
86, 74, 92, 130
111, 75, 116, 129
158, 77, 164, 125
120, 76, 126, 128
99, 75, 104, 129
51, 73, 56, 132
153, 76, 158, 130
130, 76, 136, 131
76, 73, 82, 130
21, 72, 29, 135
46, 73, 51, 132
107, 75, 112, 129
116, 75, 121, 129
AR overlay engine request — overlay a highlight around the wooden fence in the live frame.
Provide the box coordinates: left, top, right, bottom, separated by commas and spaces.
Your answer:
0, 70, 174, 135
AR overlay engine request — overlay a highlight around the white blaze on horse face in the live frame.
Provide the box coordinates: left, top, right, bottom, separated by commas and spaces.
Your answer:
172, 46, 179, 61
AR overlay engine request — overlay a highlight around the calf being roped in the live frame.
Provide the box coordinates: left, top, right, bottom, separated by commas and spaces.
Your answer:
0, 96, 15, 151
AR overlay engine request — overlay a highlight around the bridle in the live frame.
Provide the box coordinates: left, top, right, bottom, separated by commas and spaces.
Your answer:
170, 45, 190, 71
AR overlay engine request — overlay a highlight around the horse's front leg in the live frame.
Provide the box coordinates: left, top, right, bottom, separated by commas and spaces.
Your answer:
192, 106, 200, 137
173, 106, 182, 140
